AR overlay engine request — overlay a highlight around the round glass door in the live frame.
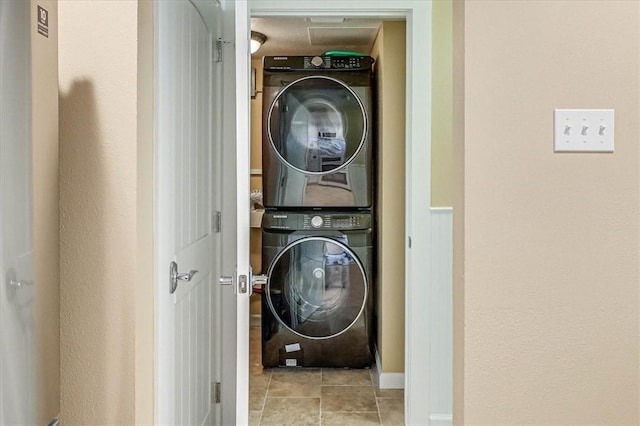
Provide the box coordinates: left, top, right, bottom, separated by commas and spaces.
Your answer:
266, 237, 367, 339
267, 76, 368, 175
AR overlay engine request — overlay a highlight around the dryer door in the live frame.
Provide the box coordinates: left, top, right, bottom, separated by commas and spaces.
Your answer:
266, 236, 367, 339
267, 76, 367, 175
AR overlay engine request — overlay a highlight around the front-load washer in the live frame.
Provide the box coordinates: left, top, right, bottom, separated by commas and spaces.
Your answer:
261, 210, 374, 368
262, 55, 375, 209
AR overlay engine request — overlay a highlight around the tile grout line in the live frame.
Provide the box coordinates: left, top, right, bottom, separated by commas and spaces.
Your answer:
372, 368, 384, 426
319, 368, 323, 426
257, 370, 272, 425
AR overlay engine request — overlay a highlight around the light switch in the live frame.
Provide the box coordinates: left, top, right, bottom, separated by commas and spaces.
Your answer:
554, 109, 614, 152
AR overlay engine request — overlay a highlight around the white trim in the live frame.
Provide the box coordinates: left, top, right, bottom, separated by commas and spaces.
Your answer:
234, 1, 251, 425
429, 207, 453, 424
430, 414, 453, 426
374, 347, 405, 390
430, 207, 453, 213
250, 2, 434, 425
153, 3, 175, 423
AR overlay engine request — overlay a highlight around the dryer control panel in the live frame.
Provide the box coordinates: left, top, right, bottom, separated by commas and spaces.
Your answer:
262, 211, 372, 231
263, 55, 375, 71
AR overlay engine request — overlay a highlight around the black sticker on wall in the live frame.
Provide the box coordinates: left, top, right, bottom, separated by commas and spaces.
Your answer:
37, 6, 49, 38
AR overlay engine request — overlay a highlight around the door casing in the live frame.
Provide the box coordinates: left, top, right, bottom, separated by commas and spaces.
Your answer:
250, 1, 435, 424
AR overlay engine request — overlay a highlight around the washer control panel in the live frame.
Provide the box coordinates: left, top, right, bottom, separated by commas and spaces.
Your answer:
301, 213, 368, 230
262, 211, 372, 230
263, 55, 375, 72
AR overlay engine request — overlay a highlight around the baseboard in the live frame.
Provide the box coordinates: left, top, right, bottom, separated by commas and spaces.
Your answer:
250, 314, 261, 327
430, 414, 453, 426
374, 346, 405, 389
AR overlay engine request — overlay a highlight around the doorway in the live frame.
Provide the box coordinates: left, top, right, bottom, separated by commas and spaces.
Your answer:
247, 16, 406, 425
246, 1, 446, 424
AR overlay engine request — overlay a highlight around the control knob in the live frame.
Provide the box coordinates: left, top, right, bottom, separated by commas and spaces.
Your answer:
310, 56, 323, 67
310, 215, 323, 228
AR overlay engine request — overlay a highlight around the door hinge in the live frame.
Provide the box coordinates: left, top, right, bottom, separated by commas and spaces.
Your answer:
216, 38, 224, 63
212, 210, 221, 233
212, 381, 221, 404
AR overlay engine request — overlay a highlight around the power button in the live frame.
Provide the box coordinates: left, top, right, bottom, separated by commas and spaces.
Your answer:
311, 215, 323, 228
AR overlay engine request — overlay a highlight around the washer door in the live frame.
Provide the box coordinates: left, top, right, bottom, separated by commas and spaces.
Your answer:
267, 76, 367, 175
266, 237, 368, 339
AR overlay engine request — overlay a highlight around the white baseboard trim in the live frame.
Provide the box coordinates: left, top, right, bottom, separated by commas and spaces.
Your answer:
430, 414, 453, 426
250, 314, 261, 327
374, 346, 405, 389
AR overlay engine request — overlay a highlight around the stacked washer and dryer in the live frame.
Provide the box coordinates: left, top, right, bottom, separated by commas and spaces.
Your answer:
260, 55, 376, 368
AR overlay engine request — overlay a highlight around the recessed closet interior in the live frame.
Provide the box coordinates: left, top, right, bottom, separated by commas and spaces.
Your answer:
248, 15, 407, 415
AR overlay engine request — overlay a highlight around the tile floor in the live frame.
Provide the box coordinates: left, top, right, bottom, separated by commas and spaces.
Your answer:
250, 326, 404, 425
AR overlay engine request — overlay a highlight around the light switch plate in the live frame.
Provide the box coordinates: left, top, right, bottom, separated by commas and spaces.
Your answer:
554, 109, 614, 152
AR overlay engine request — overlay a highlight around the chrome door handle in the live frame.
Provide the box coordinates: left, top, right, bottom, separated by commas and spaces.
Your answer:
251, 274, 268, 291
177, 270, 198, 282
219, 273, 267, 294
219, 276, 233, 286
169, 261, 198, 294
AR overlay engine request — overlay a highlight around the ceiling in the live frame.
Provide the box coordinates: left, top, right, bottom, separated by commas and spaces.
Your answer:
250, 17, 383, 58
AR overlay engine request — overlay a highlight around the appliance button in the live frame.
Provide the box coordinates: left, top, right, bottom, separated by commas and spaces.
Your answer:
311, 56, 323, 67
311, 215, 323, 228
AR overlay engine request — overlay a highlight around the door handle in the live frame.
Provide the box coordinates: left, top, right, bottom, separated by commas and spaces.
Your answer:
219, 272, 267, 294
219, 276, 233, 286
251, 274, 268, 291
220, 274, 246, 293
177, 270, 198, 282
169, 261, 198, 294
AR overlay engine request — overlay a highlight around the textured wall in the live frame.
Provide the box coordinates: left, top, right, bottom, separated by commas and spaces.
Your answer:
135, 1, 155, 423
59, 1, 138, 424
454, 1, 639, 424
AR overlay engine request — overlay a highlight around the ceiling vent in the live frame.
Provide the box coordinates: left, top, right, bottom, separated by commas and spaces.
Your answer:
308, 26, 379, 47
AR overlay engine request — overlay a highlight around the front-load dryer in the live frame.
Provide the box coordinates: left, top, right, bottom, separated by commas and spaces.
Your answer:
261, 210, 374, 368
262, 55, 375, 209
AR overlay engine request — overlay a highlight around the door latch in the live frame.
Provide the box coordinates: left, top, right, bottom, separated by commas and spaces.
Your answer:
238, 275, 248, 294
220, 271, 267, 294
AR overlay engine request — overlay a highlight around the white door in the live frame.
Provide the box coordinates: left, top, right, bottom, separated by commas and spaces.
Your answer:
0, 0, 35, 424
155, 0, 250, 423
155, 1, 223, 424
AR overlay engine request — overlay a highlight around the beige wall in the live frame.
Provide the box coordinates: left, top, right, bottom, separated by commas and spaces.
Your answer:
432, 0, 453, 208
58, 1, 151, 423
371, 21, 406, 374
453, 1, 639, 424
135, 1, 155, 424
31, 1, 60, 423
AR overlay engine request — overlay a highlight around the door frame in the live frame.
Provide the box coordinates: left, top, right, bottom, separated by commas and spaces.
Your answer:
251, 1, 434, 424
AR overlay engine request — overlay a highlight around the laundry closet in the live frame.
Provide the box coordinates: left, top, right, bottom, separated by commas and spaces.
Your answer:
247, 15, 407, 401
